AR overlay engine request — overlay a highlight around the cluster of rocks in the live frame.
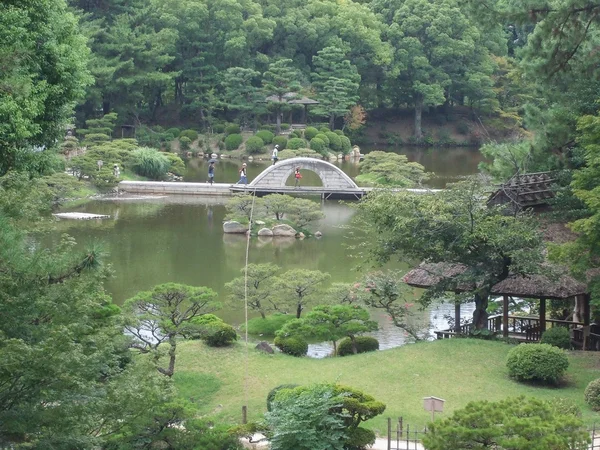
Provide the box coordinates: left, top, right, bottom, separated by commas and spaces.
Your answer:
223, 220, 322, 238
194, 146, 362, 162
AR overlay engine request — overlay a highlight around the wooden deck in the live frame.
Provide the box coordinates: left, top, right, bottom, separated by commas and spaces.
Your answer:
436, 314, 600, 350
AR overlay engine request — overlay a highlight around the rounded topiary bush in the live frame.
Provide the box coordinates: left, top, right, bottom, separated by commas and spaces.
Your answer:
304, 126, 319, 140
319, 127, 330, 133
540, 326, 571, 349
179, 129, 198, 142
245, 136, 265, 154
225, 124, 241, 135
314, 133, 330, 147
280, 123, 290, 130
310, 137, 326, 153
290, 130, 302, 138
166, 127, 181, 137
506, 343, 569, 385
272, 136, 288, 149
256, 130, 274, 144
203, 322, 238, 347
340, 136, 352, 154
266, 384, 299, 411
337, 336, 379, 356
179, 136, 192, 151
212, 123, 225, 134
334, 129, 344, 136
325, 131, 342, 151
274, 336, 308, 357
585, 378, 600, 410
224, 133, 243, 150
345, 427, 376, 450
287, 138, 306, 150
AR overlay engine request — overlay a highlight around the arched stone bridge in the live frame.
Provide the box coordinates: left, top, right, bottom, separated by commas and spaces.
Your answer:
249, 157, 359, 190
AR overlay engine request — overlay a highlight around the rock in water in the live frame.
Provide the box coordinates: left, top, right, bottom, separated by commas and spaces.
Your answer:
223, 221, 248, 234
258, 228, 273, 236
315, 231, 323, 237
255, 341, 274, 354
272, 224, 296, 237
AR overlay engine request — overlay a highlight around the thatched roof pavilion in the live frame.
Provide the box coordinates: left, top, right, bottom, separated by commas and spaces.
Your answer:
403, 262, 591, 345
487, 171, 556, 212
263, 93, 319, 125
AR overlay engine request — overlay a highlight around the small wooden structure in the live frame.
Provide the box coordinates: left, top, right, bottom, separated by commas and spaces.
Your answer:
487, 171, 556, 212
120, 125, 136, 138
403, 262, 598, 349
263, 92, 319, 128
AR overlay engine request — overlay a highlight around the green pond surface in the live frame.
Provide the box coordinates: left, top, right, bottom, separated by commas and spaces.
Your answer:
52, 147, 480, 356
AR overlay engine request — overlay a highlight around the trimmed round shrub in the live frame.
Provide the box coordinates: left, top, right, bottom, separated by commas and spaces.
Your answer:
272, 136, 288, 149
274, 336, 308, 357
266, 384, 299, 411
506, 343, 569, 385
179, 136, 192, 151
337, 336, 379, 357
290, 130, 302, 138
550, 397, 582, 417
224, 133, 243, 150
256, 130, 274, 144
309, 137, 326, 153
340, 136, 352, 154
287, 138, 306, 150
245, 136, 265, 154
314, 133, 330, 147
540, 326, 571, 349
179, 129, 198, 142
166, 127, 181, 137
131, 147, 170, 180
304, 126, 319, 140
280, 122, 290, 130
585, 378, 600, 410
319, 127, 330, 133
325, 131, 342, 151
345, 427, 376, 450
212, 123, 225, 134
203, 322, 238, 347
225, 124, 241, 135
334, 129, 344, 136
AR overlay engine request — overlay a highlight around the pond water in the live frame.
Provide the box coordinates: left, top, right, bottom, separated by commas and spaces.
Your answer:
51, 147, 481, 357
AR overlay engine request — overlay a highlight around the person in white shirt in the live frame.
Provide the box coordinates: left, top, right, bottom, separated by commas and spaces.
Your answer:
271, 145, 279, 165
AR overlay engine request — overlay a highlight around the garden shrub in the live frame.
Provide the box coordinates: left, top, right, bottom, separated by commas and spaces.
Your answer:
337, 336, 379, 356
304, 127, 319, 140
314, 133, 330, 147
287, 138, 306, 150
245, 314, 295, 336
179, 129, 199, 142
540, 327, 571, 349
289, 130, 302, 138
549, 397, 582, 417
334, 129, 344, 136
224, 133, 243, 150
309, 137, 326, 153
245, 136, 265, 154
585, 378, 600, 411
225, 124, 241, 135
272, 136, 288, 149
164, 153, 186, 176
280, 123, 290, 130
345, 427, 376, 450
319, 127, 330, 133
506, 343, 569, 385
166, 127, 181, 137
131, 147, 170, 180
278, 148, 320, 159
213, 123, 225, 134
266, 384, 300, 411
256, 130, 274, 144
340, 136, 352, 154
203, 322, 238, 347
274, 336, 308, 357
179, 136, 192, 151
325, 132, 342, 151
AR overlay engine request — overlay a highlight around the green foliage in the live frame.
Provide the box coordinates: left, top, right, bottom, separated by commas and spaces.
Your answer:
225, 194, 266, 221
278, 148, 320, 159
584, 378, 600, 411
256, 130, 275, 144
309, 137, 326, 153
179, 136, 192, 151
506, 343, 569, 385
356, 151, 429, 187
274, 269, 330, 318
272, 136, 288, 149
131, 147, 170, 180
314, 133, 330, 146
225, 124, 241, 135
337, 336, 379, 357
203, 322, 238, 347
304, 127, 319, 140
287, 138, 306, 150
164, 152, 186, 176
213, 124, 225, 134
423, 396, 590, 450
540, 327, 571, 349
479, 141, 532, 181
345, 427, 376, 450
245, 136, 265, 154
166, 128, 181, 137
179, 129, 199, 142
267, 384, 300, 412
225, 263, 281, 319
245, 314, 296, 336
340, 136, 352, 154
224, 133, 243, 150
273, 336, 308, 357
325, 132, 342, 151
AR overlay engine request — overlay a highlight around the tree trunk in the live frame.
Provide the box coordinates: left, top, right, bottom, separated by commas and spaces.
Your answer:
350, 336, 358, 354
455, 301, 461, 334
414, 97, 423, 140
332, 340, 337, 356
260, 310, 266, 319
157, 335, 177, 377
296, 303, 302, 319
472, 293, 489, 330
102, 100, 110, 115
329, 113, 335, 130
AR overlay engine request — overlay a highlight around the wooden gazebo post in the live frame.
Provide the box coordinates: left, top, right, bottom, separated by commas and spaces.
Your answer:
503, 295, 509, 338
539, 297, 547, 334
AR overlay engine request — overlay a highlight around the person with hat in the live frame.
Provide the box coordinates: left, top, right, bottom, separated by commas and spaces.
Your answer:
237, 162, 248, 185
271, 145, 279, 165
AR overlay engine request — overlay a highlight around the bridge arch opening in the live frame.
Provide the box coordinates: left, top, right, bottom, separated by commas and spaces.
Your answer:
284, 168, 324, 187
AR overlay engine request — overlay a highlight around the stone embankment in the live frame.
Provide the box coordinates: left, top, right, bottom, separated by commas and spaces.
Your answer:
223, 221, 316, 238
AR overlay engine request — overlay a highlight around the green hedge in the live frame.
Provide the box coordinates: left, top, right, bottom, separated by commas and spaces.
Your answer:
334, 129, 344, 136
274, 336, 308, 357
272, 136, 288, 149
245, 136, 265, 154
179, 136, 192, 150
304, 127, 319, 140
256, 130, 274, 144
224, 133, 243, 150
309, 137, 326, 153
337, 336, 379, 356
585, 378, 600, 411
204, 322, 238, 347
266, 384, 299, 411
287, 138, 306, 150
213, 124, 225, 134
340, 136, 352, 154
314, 133, 329, 147
345, 427, 376, 450
540, 327, 571, 349
179, 129, 198, 141
244, 314, 296, 336
506, 343, 569, 385
325, 131, 342, 151
225, 124, 241, 135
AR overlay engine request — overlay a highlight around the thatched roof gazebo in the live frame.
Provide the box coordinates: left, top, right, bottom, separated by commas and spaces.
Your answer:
263, 92, 319, 127
403, 262, 593, 348
487, 171, 556, 212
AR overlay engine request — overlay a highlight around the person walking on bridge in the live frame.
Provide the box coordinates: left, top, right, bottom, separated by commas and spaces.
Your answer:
271, 145, 279, 165
237, 163, 248, 185
294, 166, 302, 188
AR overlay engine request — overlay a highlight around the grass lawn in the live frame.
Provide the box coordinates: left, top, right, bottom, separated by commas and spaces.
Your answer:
174, 339, 600, 435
